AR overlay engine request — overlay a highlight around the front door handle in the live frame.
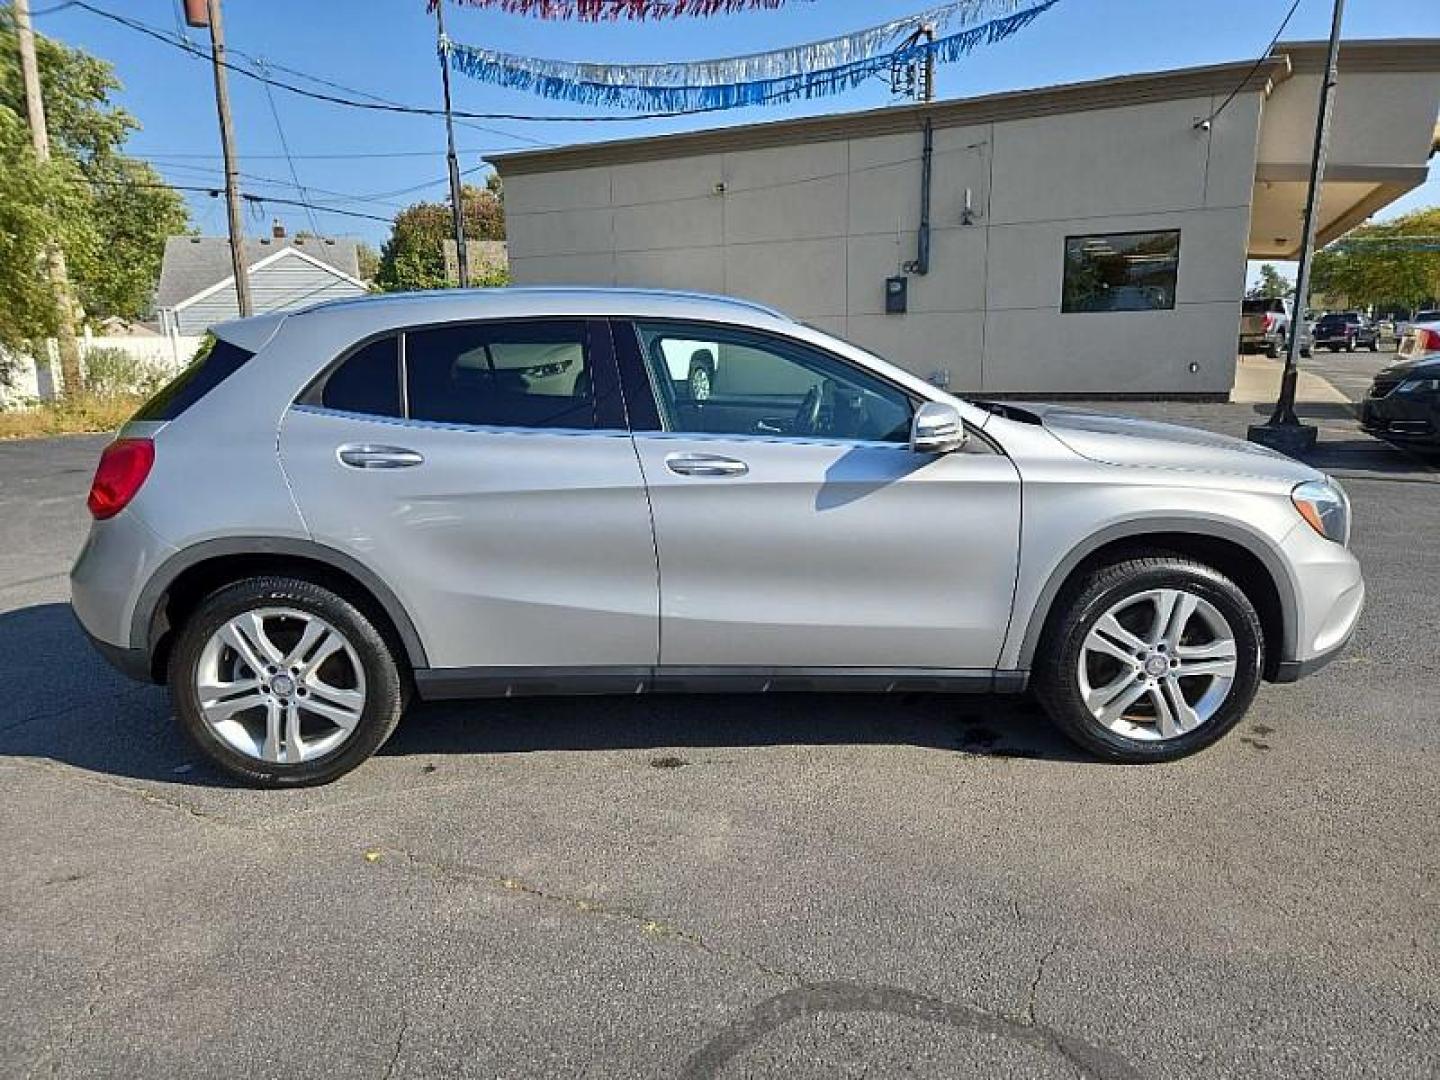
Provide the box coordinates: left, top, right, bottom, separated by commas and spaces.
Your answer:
665, 452, 749, 478
337, 444, 424, 469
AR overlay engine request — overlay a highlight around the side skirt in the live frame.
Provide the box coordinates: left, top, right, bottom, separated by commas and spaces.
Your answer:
414, 666, 1030, 701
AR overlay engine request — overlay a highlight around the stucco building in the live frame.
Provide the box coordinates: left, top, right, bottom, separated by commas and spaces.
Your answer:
490, 40, 1440, 397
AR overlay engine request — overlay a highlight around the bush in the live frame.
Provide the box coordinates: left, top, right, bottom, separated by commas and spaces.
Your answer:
81, 346, 167, 398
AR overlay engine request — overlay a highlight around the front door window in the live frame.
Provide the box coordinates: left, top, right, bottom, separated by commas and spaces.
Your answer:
633, 321, 914, 443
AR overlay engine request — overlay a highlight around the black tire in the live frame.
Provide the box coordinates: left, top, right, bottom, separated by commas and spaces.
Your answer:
1368, 339, 1379, 352
1345, 340, 1355, 353
1032, 556, 1264, 763
1300, 346, 1311, 358
1265, 339, 1280, 359
687, 350, 716, 402
168, 576, 408, 787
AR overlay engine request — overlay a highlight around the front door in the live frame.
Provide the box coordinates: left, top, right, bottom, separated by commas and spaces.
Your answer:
279, 318, 658, 672
615, 319, 1022, 672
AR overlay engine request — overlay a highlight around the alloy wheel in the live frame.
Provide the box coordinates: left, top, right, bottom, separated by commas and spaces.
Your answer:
1077, 588, 1238, 741
195, 607, 367, 764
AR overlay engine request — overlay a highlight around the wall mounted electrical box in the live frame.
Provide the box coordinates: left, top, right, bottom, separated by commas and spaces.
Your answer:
885, 275, 908, 314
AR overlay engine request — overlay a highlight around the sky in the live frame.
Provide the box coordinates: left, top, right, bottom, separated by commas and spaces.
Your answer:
29, 0, 1440, 261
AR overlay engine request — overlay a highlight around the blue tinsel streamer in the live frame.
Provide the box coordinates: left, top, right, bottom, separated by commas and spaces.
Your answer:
447, 0, 1061, 112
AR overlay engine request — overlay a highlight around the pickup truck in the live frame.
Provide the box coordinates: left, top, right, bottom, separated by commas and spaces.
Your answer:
1313, 312, 1380, 353
1239, 297, 1309, 357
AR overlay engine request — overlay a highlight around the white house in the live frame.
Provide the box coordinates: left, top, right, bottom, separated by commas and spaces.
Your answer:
153, 226, 369, 337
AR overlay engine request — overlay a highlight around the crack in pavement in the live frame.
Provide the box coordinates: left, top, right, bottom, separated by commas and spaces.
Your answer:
380, 847, 807, 985
1024, 938, 1063, 1027
4, 758, 231, 827
380, 1012, 408, 1080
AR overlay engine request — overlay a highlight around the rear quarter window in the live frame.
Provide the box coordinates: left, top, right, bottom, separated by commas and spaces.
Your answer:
132, 336, 253, 421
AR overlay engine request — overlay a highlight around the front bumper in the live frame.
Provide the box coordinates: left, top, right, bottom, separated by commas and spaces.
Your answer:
1357, 395, 1439, 443
1274, 519, 1365, 681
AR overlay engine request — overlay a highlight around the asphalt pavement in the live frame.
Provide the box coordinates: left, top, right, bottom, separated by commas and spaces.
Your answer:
1, 402, 1437, 1079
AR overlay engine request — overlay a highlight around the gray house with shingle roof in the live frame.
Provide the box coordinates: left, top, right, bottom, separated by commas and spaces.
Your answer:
153, 228, 368, 335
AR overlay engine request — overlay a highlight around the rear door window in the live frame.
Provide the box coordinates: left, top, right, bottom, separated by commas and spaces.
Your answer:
405, 320, 595, 430
133, 336, 253, 421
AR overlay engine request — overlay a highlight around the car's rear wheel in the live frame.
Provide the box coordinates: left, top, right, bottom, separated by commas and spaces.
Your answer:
169, 576, 407, 787
1033, 556, 1263, 762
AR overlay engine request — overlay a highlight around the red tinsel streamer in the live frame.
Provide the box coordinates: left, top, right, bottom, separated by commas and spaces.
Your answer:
427, 0, 801, 18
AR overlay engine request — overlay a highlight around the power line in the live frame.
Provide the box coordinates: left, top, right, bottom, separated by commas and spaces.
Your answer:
140, 149, 495, 160
256, 58, 322, 235
1195, 0, 1303, 129
81, 177, 396, 223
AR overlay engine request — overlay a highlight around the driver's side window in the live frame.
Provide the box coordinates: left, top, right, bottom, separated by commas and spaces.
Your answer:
633, 320, 913, 443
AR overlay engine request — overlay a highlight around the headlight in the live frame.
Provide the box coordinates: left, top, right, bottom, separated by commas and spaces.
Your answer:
1291, 478, 1350, 545
1396, 377, 1440, 395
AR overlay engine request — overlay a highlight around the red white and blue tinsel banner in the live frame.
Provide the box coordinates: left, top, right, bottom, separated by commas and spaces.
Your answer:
444, 0, 1060, 111
428, 0, 811, 18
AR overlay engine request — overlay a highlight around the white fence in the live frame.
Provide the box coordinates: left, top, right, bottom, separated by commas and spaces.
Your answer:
1, 330, 203, 408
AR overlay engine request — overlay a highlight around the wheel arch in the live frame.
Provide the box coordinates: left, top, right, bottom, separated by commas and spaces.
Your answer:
134, 538, 429, 683
1015, 519, 1298, 681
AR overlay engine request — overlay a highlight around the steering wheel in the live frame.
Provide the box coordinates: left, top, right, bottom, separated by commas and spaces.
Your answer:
794, 380, 834, 436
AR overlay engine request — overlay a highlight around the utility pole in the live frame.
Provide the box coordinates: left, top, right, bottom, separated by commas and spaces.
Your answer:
194, 0, 253, 316
14, 0, 84, 397
1249, 0, 1346, 455
434, 0, 469, 287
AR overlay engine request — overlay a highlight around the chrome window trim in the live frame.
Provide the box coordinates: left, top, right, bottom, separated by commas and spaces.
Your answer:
289, 404, 630, 439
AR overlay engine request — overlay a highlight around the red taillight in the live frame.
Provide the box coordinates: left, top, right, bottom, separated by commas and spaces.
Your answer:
1262, 313, 1277, 331
87, 438, 155, 520
1419, 328, 1440, 352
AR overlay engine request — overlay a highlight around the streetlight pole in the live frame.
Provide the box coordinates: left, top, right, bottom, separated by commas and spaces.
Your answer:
434, 0, 469, 288
1249, 0, 1346, 454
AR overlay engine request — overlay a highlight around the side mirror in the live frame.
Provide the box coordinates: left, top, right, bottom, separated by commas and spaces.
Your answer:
910, 401, 967, 455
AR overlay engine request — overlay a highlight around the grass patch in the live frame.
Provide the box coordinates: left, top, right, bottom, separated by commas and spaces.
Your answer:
0, 394, 143, 440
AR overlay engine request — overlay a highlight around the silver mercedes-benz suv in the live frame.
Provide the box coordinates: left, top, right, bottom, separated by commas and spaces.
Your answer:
71, 289, 1363, 786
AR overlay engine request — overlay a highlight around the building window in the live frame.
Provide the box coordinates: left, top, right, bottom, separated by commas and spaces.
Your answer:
1062, 230, 1180, 313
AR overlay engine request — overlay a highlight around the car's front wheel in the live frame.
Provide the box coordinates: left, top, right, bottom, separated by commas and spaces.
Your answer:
1033, 556, 1263, 762
169, 576, 407, 787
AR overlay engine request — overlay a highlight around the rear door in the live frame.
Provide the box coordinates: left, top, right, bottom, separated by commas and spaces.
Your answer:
279, 318, 658, 672
613, 318, 1021, 673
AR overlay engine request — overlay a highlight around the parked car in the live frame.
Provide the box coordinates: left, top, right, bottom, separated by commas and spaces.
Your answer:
1239, 297, 1309, 357
1312, 311, 1380, 352
71, 289, 1364, 786
1395, 309, 1440, 341
1360, 321, 1440, 443
659, 337, 719, 400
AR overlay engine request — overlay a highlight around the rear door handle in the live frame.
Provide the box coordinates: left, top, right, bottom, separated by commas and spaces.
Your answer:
337, 444, 424, 469
664, 452, 748, 478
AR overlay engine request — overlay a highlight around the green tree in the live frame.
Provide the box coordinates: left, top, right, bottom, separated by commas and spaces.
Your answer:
356, 241, 380, 283
1246, 263, 1293, 300
0, 108, 93, 357
1311, 207, 1440, 311
0, 10, 189, 345
375, 181, 506, 292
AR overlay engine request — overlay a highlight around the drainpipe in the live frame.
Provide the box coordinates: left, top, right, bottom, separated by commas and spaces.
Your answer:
904, 116, 934, 276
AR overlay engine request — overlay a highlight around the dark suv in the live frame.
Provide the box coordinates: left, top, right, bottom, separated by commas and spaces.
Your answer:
1313, 312, 1379, 353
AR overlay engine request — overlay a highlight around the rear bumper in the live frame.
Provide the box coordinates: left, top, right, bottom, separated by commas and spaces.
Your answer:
74, 609, 156, 683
